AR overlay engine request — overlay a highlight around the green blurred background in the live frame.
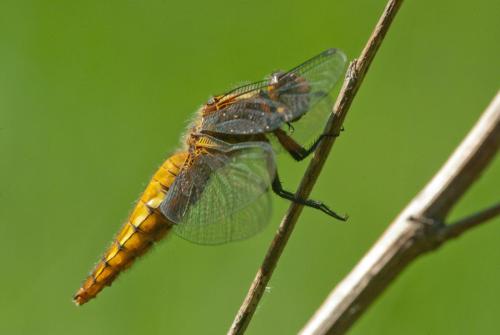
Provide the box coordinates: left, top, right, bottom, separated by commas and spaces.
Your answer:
1, 0, 499, 334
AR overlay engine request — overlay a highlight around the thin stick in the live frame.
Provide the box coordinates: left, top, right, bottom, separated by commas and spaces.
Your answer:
441, 202, 500, 240
228, 1, 405, 334
300, 92, 500, 335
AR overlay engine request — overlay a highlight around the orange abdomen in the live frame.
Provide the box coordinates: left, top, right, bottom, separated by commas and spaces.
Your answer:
73, 152, 188, 305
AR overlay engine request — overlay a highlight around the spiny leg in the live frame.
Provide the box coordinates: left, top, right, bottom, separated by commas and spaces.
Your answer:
271, 173, 347, 221
274, 128, 340, 162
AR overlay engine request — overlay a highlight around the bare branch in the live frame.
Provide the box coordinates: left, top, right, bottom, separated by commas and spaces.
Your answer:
228, 1, 405, 334
441, 202, 500, 241
300, 92, 500, 335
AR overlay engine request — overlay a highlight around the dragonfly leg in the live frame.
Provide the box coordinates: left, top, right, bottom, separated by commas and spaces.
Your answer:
271, 174, 348, 221
274, 129, 341, 161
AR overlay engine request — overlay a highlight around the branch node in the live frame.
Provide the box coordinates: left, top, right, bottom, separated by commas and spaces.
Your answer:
405, 215, 445, 252
407, 215, 443, 227
301, 92, 500, 335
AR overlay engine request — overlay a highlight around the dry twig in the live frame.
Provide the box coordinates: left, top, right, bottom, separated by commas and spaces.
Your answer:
228, 0, 405, 333
300, 92, 500, 335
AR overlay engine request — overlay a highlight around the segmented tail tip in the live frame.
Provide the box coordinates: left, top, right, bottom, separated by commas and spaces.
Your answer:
73, 289, 89, 306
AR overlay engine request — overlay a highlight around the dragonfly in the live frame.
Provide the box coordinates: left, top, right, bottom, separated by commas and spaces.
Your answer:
74, 48, 347, 305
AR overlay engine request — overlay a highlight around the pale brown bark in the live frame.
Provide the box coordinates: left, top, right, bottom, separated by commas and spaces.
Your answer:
300, 93, 500, 335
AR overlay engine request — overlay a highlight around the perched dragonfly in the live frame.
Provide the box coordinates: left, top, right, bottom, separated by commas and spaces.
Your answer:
74, 48, 347, 305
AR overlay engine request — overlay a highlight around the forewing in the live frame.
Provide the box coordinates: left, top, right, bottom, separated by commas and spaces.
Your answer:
201, 48, 346, 136
201, 95, 284, 135
217, 80, 269, 104
160, 141, 276, 245
268, 49, 347, 145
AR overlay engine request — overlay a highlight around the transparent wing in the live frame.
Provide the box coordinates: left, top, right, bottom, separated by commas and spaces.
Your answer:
202, 95, 284, 135
216, 80, 269, 105
160, 140, 276, 245
277, 94, 336, 147
201, 48, 347, 136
